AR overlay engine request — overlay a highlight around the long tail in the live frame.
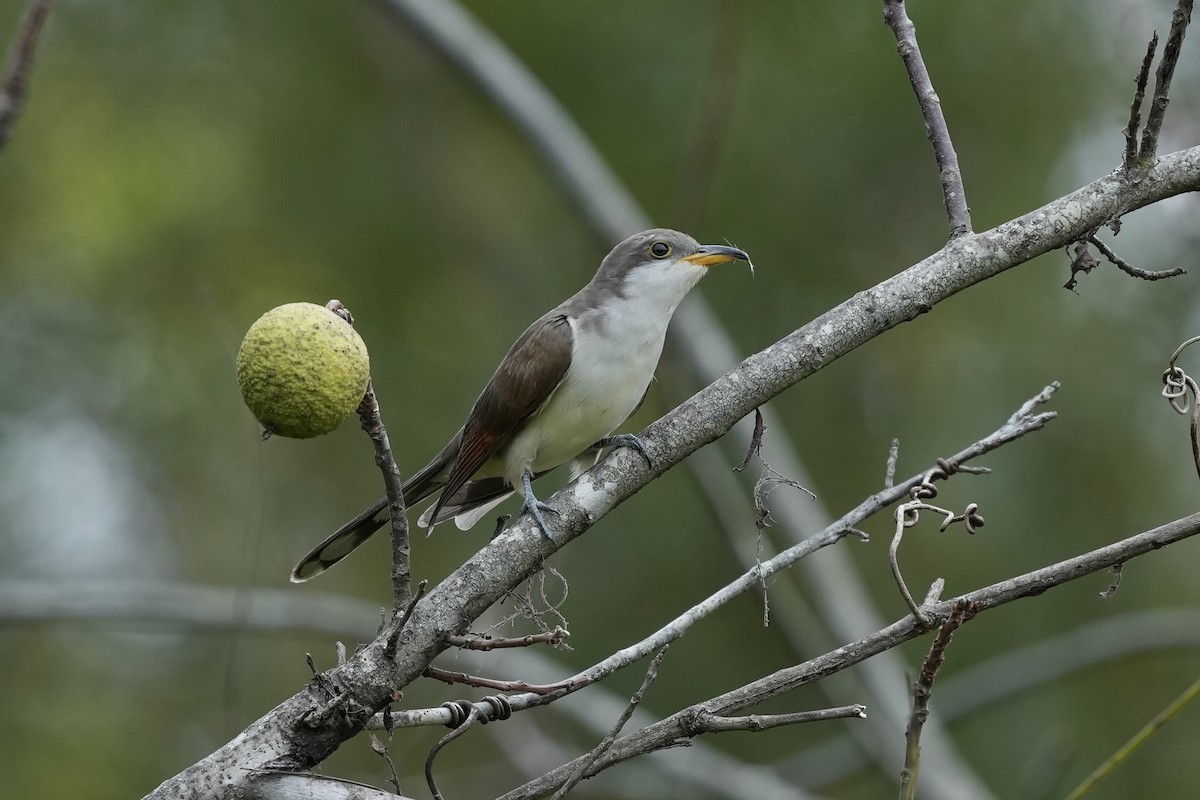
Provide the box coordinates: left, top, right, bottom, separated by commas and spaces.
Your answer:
289, 438, 565, 581
289, 438, 459, 582
289, 497, 392, 582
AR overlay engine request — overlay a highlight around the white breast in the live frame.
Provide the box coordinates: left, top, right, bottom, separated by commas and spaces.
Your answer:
500, 259, 706, 485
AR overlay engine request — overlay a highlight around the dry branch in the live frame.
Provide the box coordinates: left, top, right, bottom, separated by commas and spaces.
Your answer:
883, 0, 972, 238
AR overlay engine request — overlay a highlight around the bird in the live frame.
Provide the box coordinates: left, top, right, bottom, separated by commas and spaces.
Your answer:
290, 228, 748, 582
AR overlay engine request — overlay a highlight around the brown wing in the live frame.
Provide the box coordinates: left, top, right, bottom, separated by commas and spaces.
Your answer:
429, 313, 573, 523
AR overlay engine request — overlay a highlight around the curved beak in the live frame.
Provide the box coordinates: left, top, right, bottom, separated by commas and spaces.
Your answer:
681, 244, 750, 267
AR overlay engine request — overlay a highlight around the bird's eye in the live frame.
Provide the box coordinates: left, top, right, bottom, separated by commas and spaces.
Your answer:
649, 241, 672, 259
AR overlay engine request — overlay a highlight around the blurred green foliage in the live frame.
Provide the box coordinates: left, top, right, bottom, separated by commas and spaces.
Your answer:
1, 1, 1199, 798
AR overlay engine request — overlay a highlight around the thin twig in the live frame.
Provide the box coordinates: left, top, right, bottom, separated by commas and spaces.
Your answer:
332, 298, 411, 619
686, 705, 867, 734
422, 666, 572, 696
446, 627, 569, 651
355, 381, 411, 616
0, 0, 53, 153
552, 647, 670, 799
1138, 0, 1194, 162
1087, 234, 1186, 281
885, 438, 901, 490
328, 298, 408, 614
734, 407, 766, 472
882, 0, 972, 238
900, 600, 974, 800
1123, 33, 1158, 168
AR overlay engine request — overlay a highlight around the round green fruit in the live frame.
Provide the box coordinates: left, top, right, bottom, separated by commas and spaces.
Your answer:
236, 302, 371, 439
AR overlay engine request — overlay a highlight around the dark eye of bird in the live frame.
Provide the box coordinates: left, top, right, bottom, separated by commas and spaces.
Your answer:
650, 241, 671, 259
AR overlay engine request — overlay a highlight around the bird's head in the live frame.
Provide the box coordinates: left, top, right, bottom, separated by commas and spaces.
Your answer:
594, 228, 749, 303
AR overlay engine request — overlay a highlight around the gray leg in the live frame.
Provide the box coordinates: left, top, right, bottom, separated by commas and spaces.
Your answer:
521, 469, 557, 539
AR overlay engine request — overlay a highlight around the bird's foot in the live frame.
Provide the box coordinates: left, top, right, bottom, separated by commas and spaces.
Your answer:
593, 433, 652, 468
521, 470, 558, 540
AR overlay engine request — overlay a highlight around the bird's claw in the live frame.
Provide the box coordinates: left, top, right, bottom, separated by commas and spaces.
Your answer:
593, 434, 652, 469
521, 470, 558, 541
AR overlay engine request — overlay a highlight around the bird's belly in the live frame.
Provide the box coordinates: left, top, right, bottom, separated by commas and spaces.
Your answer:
501, 327, 660, 483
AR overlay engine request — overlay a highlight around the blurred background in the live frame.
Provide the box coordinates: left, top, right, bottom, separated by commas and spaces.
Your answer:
1, 1, 1199, 798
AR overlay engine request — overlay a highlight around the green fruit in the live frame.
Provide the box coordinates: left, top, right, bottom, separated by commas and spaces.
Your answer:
236, 302, 371, 439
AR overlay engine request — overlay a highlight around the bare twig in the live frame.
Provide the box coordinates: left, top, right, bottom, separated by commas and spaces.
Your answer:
354, 383, 411, 616
0, 0, 53, 153
551, 647, 670, 799
367, 729, 404, 796
885, 438, 901, 490
901, 601, 975, 800
686, 705, 867, 734
1087, 234, 1186, 281
882, 0, 972, 238
734, 407, 765, 472
421, 666, 571, 696
446, 627, 569, 651
1138, 0, 1194, 163
1123, 33, 1158, 168
334, 297, 410, 616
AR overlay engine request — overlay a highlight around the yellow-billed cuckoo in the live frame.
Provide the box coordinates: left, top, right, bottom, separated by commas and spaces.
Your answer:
290, 228, 748, 582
